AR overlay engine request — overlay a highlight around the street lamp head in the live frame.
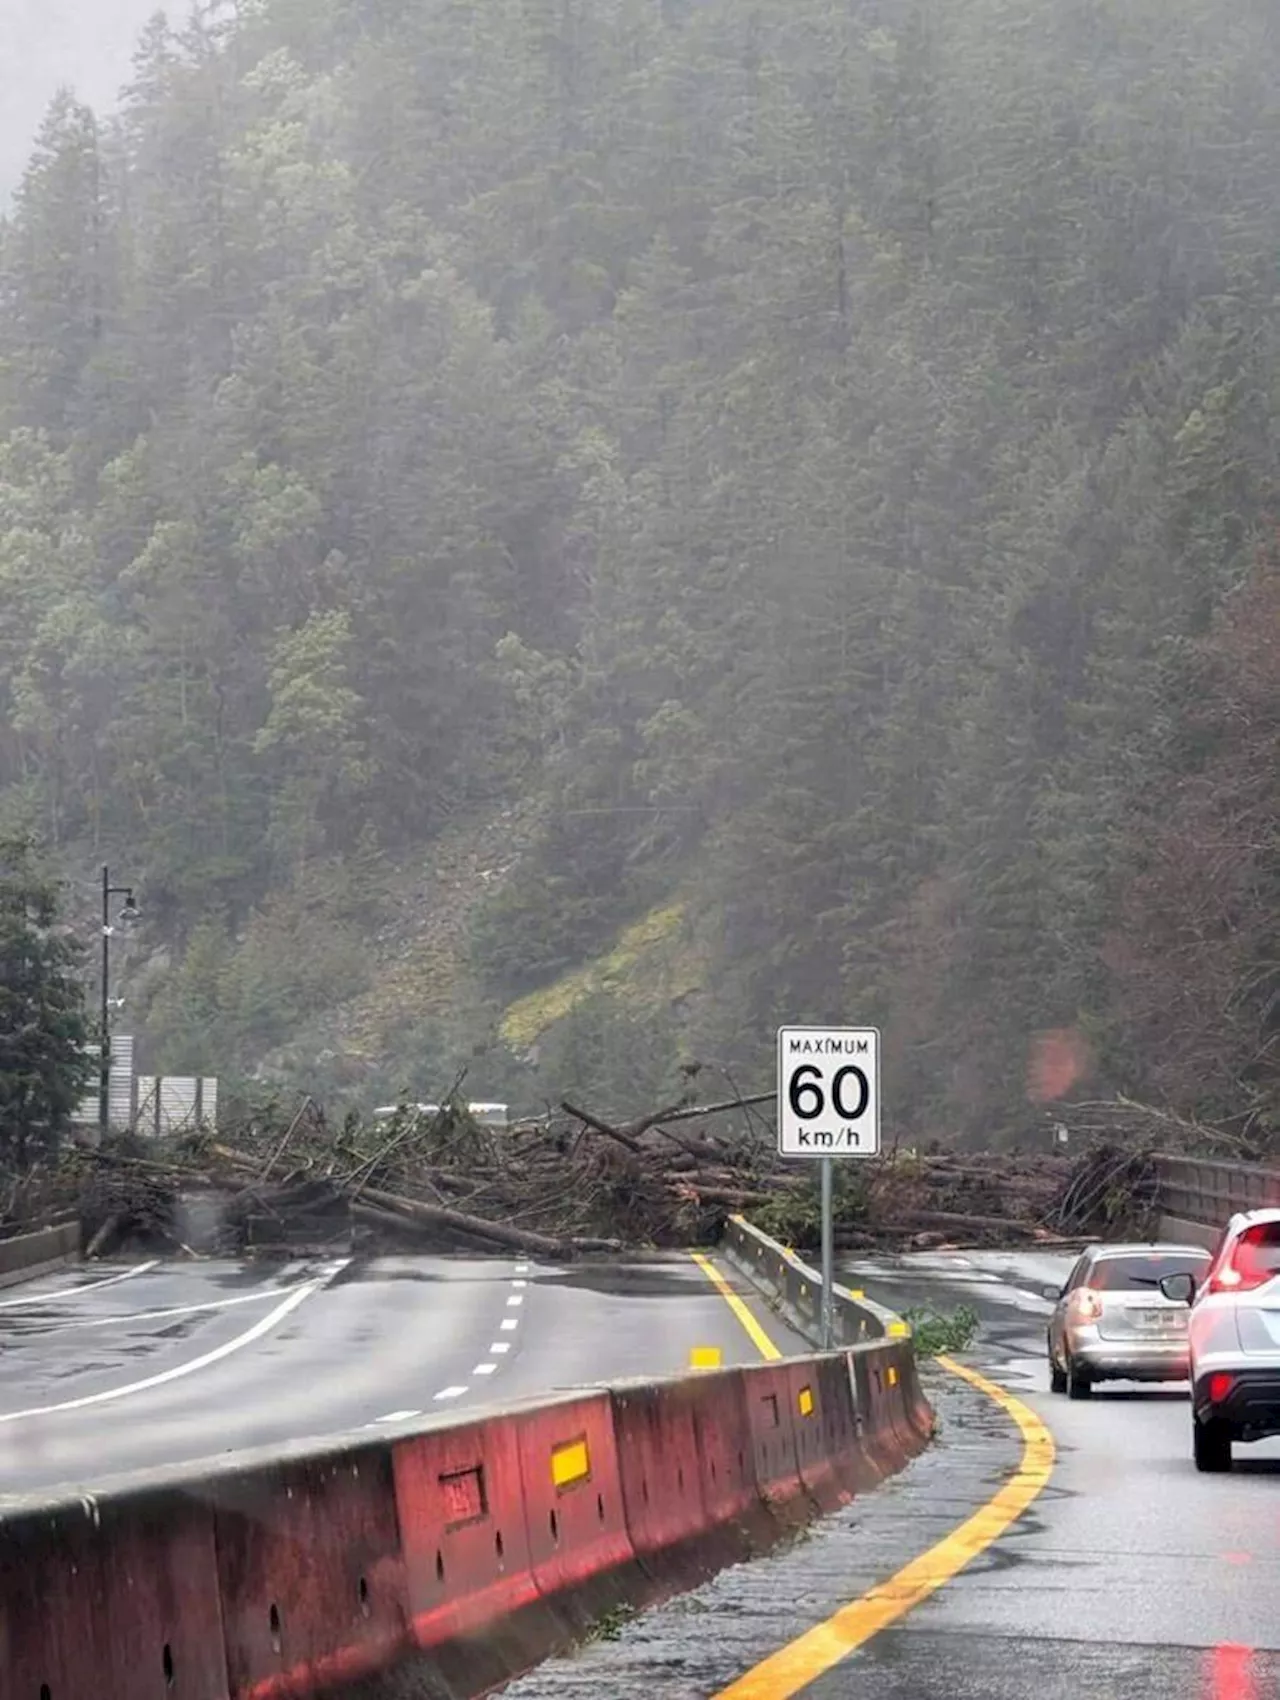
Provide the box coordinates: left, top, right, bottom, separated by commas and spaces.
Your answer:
117, 892, 141, 925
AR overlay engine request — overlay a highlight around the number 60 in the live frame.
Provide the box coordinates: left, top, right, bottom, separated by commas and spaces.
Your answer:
788, 1063, 869, 1121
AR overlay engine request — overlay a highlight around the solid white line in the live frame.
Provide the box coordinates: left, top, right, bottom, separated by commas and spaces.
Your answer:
0, 1260, 159, 1311
506, 1294, 524, 1307
433, 1386, 467, 1401
473, 1362, 497, 1375
375, 1409, 419, 1423
0, 1279, 322, 1424
490, 1342, 511, 1354
500, 1317, 518, 1331
21, 1288, 294, 1333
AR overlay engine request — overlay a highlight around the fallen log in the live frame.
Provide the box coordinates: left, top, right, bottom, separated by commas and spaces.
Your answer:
359, 1184, 572, 1258
890, 1208, 1041, 1236
85, 1213, 122, 1259
673, 1186, 773, 1206
560, 1099, 645, 1156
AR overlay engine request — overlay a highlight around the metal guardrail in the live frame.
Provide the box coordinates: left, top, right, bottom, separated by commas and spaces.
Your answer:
1152, 1153, 1280, 1230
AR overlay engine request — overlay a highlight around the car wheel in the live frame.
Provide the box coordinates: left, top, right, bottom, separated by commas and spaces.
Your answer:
1049, 1338, 1067, 1394
1193, 1415, 1232, 1473
1066, 1354, 1092, 1400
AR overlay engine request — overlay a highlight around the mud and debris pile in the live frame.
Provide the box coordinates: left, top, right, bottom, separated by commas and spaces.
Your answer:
16, 1090, 790, 1260
3, 1093, 1169, 1260
835, 1140, 1159, 1253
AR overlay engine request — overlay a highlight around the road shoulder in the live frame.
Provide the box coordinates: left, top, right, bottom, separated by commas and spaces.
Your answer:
497, 1362, 1026, 1699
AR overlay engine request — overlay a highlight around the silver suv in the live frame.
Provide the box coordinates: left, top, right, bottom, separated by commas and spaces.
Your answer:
1160, 1208, 1280, 1472
1047, 1242, 1211, 1398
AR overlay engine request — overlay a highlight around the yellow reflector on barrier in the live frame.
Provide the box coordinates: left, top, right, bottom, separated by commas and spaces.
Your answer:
888, 1319, 911, 1337
551, 1438, 590, 1489
690, 1345, 723, 1369
888, 1366, 898, 1388
848, 1288, 864, 1300
798, 1386, 815, 1417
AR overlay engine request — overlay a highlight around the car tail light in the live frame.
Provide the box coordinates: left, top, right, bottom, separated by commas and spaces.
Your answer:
1208, 1372, 1234, 1404
1072, 1289, 1103, 1322
1209, 1255, 1275, 1296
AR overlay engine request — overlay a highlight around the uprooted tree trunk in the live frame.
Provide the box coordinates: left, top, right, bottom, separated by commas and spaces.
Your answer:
5, 1086, 1198, 1258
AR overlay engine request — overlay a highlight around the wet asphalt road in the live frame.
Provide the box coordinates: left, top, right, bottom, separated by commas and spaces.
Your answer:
0, 1252, 809, 1498
502, 1248, 1280, 1700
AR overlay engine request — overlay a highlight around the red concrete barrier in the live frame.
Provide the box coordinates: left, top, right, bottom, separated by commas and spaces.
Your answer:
778, 1358, 847, 1513
686, 1364, 768, 1540
391, 1407, 555, 1697
804, 1353, 872, 1505
0, 1341, 933, 1700
739, 1361, 810, 1525
0, 1488, 228, 1700
610, 1367, 770, 1597
214, 1449, 409, 1700
849, 1348, 897, 1481
611, 1377, 710, 1560
872, 1339, 927, 1460
513, 1391, 638, 1636
889, 1339, 934, 1445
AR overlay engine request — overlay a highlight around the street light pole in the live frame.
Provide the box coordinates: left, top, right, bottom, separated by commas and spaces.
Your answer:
100, 865, 109, 1136
99, 865, 138, 1137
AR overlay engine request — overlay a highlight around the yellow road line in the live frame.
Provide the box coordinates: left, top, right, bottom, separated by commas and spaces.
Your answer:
690, 1252, 783, 1361
710, 1352, 1055, 1699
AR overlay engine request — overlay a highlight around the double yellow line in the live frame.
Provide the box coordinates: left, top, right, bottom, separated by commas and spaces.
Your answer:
694, 1254, 1056, 1699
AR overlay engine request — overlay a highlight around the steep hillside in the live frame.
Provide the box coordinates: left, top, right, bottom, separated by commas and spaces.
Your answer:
0, 0, 1276, 1141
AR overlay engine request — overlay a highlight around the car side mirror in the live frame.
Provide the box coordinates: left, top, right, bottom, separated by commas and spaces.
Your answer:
1043, 1283, 1066, 1302
1160, 1272, 1196, 1304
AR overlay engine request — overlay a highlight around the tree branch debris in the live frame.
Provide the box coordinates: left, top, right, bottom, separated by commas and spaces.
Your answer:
0, 1091, 1201, 1261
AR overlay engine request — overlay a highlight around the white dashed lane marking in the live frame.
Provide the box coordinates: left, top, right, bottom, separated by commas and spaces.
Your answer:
392, 1259, 532, 1412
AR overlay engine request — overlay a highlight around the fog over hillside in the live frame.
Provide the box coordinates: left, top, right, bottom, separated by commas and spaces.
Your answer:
2, 0, 160, 201
0, 0, 1276, 1147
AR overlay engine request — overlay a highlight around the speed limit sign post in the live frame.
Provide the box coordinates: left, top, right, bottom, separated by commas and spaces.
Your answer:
776, 1027, 880, 1350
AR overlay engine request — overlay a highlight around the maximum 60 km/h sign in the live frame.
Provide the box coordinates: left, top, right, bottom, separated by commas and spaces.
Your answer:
776, 1027, 880, 1158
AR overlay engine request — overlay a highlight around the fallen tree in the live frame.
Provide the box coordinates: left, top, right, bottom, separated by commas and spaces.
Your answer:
0, 1089, 1181, 1260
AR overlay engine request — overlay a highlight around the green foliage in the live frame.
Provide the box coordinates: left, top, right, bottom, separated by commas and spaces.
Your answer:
148, 861, 378, 1075
581, 1603, 637, 1646
900, 1305, 980, 1357
0, 836, 92, 1169
0, 0, 1276, 1135
752, 1172, 871, 1249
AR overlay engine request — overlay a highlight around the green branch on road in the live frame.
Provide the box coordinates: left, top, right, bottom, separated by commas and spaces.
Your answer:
900, 1305, 980, 1356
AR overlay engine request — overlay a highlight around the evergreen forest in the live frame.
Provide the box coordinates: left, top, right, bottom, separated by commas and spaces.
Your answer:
0, 0, 1276, 1145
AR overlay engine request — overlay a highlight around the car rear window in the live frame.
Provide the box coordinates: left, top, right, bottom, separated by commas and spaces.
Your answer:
1091, 1251, 1210, 1291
